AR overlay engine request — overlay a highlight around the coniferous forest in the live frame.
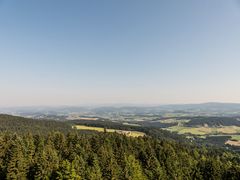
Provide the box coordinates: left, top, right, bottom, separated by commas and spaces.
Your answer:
0, 115, 240, 179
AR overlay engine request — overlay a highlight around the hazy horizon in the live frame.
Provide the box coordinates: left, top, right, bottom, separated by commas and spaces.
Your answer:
1, 102, 240, 109
1, 0, 240, 106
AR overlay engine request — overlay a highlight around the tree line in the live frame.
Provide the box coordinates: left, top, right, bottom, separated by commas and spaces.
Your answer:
0, 114, 240, 179
0, 131, 240, 179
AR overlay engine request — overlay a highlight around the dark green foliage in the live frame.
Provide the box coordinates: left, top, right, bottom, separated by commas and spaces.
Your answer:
185, 116, 240, 127
0, 132, 239, 179
0, 114, 72, 135
6, 137, 28, 179
123, 155, 146, 180
0, 115, 240, 179
56, 160, 81, 180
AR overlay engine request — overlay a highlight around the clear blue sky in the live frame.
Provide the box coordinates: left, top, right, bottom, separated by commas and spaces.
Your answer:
0, 0, 240, 106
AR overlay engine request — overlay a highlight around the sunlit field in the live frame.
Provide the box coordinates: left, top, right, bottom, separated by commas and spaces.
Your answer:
166, 125, 240, 135
73, 125, 145, 137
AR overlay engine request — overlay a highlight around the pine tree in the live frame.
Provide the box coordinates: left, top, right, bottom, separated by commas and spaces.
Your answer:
56, 160, 81, 180
72, 156, 86, 179
33, 138, 59, 179
86, 154, 102, 180
97, 146, 120, 179
6, 140, 28, 179
123, 155, 146, 180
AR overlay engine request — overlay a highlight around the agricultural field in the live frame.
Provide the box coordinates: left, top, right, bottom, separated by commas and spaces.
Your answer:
166, 125, 240, 148
231, 135, 240, 141
225, 140, 240, 147
122, 122, 141, 126
159, 118, 190, 124
67, 115, 99, 120
166, 125, 240, 135
73, 125, 145, 137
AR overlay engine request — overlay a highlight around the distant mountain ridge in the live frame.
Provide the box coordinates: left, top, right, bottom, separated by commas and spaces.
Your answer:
1, 102, 240, 116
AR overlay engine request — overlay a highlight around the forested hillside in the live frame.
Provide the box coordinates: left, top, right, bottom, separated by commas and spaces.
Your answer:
0, 114, 72, 134
0, 115, 240, 179
185, 117, 240, 127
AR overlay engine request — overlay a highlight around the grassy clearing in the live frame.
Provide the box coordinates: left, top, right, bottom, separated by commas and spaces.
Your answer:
226, 134, 240, 147
166, 126, 240, 135
122, 122, 141, 126
74, 125, 104, 132
230, 135, 240, 141
73, 125, 145, 137
225, 140, 240, 147
159, 119, 190, 124
166, 126, 209, 135
67, 116, 98, 120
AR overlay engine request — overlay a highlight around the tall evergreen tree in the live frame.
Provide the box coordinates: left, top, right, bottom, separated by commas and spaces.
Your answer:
6, 140, 27, 179
86, 154, 102, 180
123, 155, 146, 180
57, 160, 81, 180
